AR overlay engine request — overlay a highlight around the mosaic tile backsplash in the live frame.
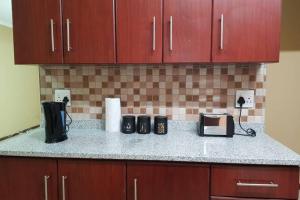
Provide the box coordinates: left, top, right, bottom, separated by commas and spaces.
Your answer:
40, 64, 266, 122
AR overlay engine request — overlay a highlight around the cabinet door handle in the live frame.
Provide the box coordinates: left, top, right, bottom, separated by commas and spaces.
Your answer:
134, 178, 138, 200
237, 181, 279, 188
50, 19, 55, 52
152, 16, 156, 51
62, 176, 67, 200
66, 19, 72, 52
220, 14, 224, 50
170, 16, 173, 51
44, 176, 50, 200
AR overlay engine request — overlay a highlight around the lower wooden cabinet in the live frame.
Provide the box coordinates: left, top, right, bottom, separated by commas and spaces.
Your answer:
211, 197, 285, 200
0, 158, 126, 200
0, 157, 299, 200
127, 162, 210, 200
0, 157, 57, 200
211, 165, 299, 200
58, 160, 126, 200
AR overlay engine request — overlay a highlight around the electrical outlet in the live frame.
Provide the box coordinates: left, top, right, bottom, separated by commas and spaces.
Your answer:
235, 90, 255, 108
54, 89, 71, 106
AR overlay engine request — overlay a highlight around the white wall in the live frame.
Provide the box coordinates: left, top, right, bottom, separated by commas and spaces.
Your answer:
0, 0, 12, 27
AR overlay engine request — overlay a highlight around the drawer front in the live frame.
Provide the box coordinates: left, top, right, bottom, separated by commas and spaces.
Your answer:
211, 196, 288, 200
211, 165, 299, 199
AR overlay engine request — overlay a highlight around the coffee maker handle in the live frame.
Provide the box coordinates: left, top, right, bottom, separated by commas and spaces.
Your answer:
65, 110, 72, 133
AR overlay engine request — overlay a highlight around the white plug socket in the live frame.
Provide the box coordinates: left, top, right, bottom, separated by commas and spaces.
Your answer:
235, 90, 255, 108
54, 89, 71, 106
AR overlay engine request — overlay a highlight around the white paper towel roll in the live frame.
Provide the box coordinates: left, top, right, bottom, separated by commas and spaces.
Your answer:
105, 98, 121, 132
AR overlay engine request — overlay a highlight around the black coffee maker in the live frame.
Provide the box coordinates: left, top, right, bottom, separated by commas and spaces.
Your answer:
42, 102, 70, 143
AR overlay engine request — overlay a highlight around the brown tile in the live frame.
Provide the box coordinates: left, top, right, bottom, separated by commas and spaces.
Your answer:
249, 75, 256, 81
133, 89, 139, 95
186, 69, 193, 75
153, 95, 159, 101
206, 95, 213, 101
146, 69, 152, 75
172, 75, 179, 81
256, 103, 263, 109
102, 82, 108, 88
221, 68, 228, 75
242, 68, 249, 74
193, 82, 199, 88
159, 69, 166, 75
256, 82, 263, 88
235, 82, 242, 88
179, 82, 186, 88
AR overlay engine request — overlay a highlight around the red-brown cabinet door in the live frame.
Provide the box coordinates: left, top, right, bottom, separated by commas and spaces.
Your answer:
0, 157, 57, 200
12, 0, 63, 64
163, 0, 212, 63
212, 0, 281, 63
116, 0, 163, 63
211, 197, 287, 200
62, 0, 116, 64
127, 162, 210, 200
211, 165, 299, 199
58, 160, 126, 200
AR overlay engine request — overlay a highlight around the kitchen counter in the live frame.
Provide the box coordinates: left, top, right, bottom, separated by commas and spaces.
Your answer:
0, 127, 299, 166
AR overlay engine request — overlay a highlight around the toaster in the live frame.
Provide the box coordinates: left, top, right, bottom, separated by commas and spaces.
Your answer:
198, 113, 235, 137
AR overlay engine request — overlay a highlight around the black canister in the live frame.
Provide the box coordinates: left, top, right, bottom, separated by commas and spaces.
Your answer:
137, 116, 151, 134
121, 115, 136, 134
154, 116, 168, 135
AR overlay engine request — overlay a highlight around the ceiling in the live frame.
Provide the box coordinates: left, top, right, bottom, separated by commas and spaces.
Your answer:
0, 0, 12, 27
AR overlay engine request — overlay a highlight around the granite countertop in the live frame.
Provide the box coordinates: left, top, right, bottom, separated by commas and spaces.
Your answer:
0, 126, 299, 166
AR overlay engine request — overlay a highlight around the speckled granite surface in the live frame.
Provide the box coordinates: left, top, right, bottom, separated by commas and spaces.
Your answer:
0, 124, 299, 166
41, 119, 266, 133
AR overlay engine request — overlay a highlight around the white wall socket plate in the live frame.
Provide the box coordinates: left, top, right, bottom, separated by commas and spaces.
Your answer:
54, 89, 71, 106
235, 90, 255, 108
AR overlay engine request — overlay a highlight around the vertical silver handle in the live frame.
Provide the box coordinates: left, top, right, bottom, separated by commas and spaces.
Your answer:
66, 19, 71, 52
44, 176, 50, 200
134, 178, 138, 200
50, 19, 55, 52
152, 16, 156, 51
220, 14, 224, 50
170, 16, 173, 51
62, 176, 67, 200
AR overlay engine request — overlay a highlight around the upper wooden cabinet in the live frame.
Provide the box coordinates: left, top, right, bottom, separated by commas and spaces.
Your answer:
12, 0, 63, 64
116, 0, 163, 63
127, 162, 210, 200
163, 0, 212, 63
212, 0, 282, 63
12, 0, 282, 64
12, 0, 116, 64
62, 0, 116, 64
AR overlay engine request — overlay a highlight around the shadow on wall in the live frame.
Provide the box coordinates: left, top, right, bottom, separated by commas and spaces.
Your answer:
280, 0, 300, 51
